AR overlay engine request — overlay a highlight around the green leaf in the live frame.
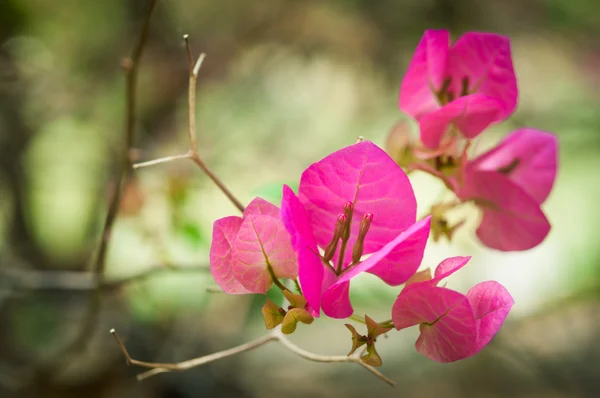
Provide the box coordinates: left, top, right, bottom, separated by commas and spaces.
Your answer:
281, 308, 313, 334
262, 299, 284, 329
282, 289, 306, 308
361, 344, 383, 367
365, 315, 392, 338
345, 324, 367, 356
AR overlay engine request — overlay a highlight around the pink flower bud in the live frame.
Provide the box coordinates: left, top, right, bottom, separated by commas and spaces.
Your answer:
323, 214, 349, 262
351, 213, 373, 264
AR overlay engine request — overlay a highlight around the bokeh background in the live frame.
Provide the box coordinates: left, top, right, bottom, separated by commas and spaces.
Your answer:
1, 0, 600, 397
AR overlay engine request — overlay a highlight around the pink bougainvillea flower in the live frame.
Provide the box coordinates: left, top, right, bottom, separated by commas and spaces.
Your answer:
399, 29, 518, 149
210, 197, 298, 294
280, 141, 431, 319
458, 128, 557, 251
392, 256, 514, 362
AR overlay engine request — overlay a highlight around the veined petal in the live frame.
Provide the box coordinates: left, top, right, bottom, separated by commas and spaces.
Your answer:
460, 170, 551, 251
431, 256, 472, 284
231, 214, 297, 294
299, 141, 417, 265
467, 281, 514, 353
393, 285, 477, 362
469, 128, 558, 204
209, 216, 252, 294
244, 197, 281, 218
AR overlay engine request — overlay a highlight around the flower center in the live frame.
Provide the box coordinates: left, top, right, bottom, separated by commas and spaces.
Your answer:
322, 201, 373, 276
435, 76, 471, 106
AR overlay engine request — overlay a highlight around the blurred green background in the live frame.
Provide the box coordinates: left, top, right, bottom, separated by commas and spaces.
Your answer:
1, 0, 600, 397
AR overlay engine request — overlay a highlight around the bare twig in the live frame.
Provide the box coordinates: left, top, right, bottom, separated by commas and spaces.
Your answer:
110, 327, 395, 386
133, 153, 191, 168
133, 38, 245, 213
3, 264, 208, 292
273, 330, 395, 386
60, 0, 158, 356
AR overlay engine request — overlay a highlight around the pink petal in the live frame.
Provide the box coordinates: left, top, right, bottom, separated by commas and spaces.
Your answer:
419, 94, 503, 148
460, 170, 551, 251
431, 256, 471, 284
209, 216, 252, 294
280, 185, 323, 316
366, 217, 431, 285
399, 29, 450, 120
299, 141, 417, 265
467, 281, 514, 353
321, 281, 352, 319
244, 197, 281, 218
231, 214, 298, 294
447, 32, 518, 119
318, 218, 430, 318
469, 128, 558, 204
333, 217, 431, 285
392, 285, 477, 362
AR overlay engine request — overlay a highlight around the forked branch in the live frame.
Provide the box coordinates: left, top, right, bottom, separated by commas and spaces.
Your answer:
133, 39, 245, 213
110, 327, 395, 386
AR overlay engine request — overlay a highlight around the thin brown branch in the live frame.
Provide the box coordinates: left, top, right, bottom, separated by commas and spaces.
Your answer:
273, 330, 395, 386
133, 40, 245, 213
110, 327, 395, 386
183, 34, 193, 69
58, 0, 158, 357
111, 329, 278, 380
3, 264, 208, 292
133, 152, 191, 168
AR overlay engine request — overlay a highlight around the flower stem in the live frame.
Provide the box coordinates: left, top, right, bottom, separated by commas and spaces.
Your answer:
266, 262, 289, 292
379, 319, 394, 329
349, 314, 366, 324
293, 278, 303, 295
336, 238, 349, 275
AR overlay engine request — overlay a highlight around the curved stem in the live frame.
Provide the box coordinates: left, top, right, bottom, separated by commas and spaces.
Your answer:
110, 327, 395, 386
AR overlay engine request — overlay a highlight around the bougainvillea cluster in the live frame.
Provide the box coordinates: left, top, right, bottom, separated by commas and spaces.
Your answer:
209, 29, 558, 366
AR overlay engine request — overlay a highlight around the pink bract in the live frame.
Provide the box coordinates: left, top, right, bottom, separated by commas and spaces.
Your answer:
281, 141, 431, 318
468, 128, 558, 204
467, 281, 514, 353
460, 172, 551, 252
210, 216, 251, 295
210, 198, 298, 294
394, 284, 477, 362
458, 128, 557, 251
392, 257, 513, 362
400, 29, 517, 149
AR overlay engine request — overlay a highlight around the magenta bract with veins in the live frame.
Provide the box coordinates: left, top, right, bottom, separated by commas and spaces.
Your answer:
392, 257, 514, 362
210, 197, 298, 294
468, 128, 558, 204
466, 281, 514, 353
459, 128, 557, 251
281, 141, 431, 318
399, 29, 517, 149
